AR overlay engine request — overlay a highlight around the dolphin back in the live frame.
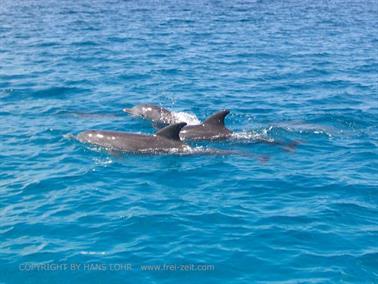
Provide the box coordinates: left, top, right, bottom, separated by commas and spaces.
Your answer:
203, 110, 230, 127
156, 122, 187, 141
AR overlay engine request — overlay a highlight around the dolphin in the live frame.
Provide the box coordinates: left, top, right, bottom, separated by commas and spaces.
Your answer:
77, 122, 188, 154
179, 110, 232, 141
123, 104, 177, 126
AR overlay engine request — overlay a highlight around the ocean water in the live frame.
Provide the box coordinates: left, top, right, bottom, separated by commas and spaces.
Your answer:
1, 0, 378, 283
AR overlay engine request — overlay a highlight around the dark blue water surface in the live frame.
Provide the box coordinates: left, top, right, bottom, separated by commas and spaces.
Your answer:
1, 0, 378, 283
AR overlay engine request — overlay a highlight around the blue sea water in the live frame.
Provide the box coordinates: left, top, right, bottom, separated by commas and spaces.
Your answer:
1, 0, 378, 282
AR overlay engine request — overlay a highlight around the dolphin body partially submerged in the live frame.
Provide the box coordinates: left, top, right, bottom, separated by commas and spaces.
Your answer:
77, 123, 188, 154
124, 104, 232, 141
123, 104, 177, 125
179, 110, 232, 141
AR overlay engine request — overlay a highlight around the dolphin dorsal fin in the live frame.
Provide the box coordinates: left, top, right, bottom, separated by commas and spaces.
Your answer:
156, 122, 187, 140
203, 110, 230, 127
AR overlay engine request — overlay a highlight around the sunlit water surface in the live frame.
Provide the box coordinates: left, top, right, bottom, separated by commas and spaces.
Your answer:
1, 0, 377, 283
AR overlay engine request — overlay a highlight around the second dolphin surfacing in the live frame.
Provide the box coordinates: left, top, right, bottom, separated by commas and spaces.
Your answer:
179, 110, 232, 141
123, 104, 176, 126
123, 104, 232, 141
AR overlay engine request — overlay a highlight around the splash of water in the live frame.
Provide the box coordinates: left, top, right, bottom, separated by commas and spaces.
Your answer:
171, 111, 201, 125
230, 130, 274, 142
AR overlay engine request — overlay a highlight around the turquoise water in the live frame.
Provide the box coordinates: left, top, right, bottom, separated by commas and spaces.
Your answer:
1, 0, 378, 282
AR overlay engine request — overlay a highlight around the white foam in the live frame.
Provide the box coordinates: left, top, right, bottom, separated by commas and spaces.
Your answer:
63, 134, 75, 140
80, 251, 107, 255
136, 145, 219, 155
94, 157, 113, 166
171, 111, 201, 125
231, 131, 274, 142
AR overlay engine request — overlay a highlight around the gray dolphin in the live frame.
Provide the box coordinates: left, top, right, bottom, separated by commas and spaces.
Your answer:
77, 122, 188, 154
123, 104, 177, 125
179, 110, 232, 141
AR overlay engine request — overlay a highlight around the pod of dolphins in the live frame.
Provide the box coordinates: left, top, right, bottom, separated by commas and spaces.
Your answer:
77, 103, 295, 155
77, 104, 235, 154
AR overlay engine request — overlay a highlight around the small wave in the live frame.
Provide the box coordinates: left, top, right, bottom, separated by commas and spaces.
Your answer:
230, 131, 274, 142
80, 251, 107, 255
132, 145, 222, 156
93, 157, 113, 166
63, 134, 76, 140
245, 123, 334, 138
178, 145, 247, 156
264, 123, 333, 138
171, 111, 201, 125
229, 130, 299, 152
